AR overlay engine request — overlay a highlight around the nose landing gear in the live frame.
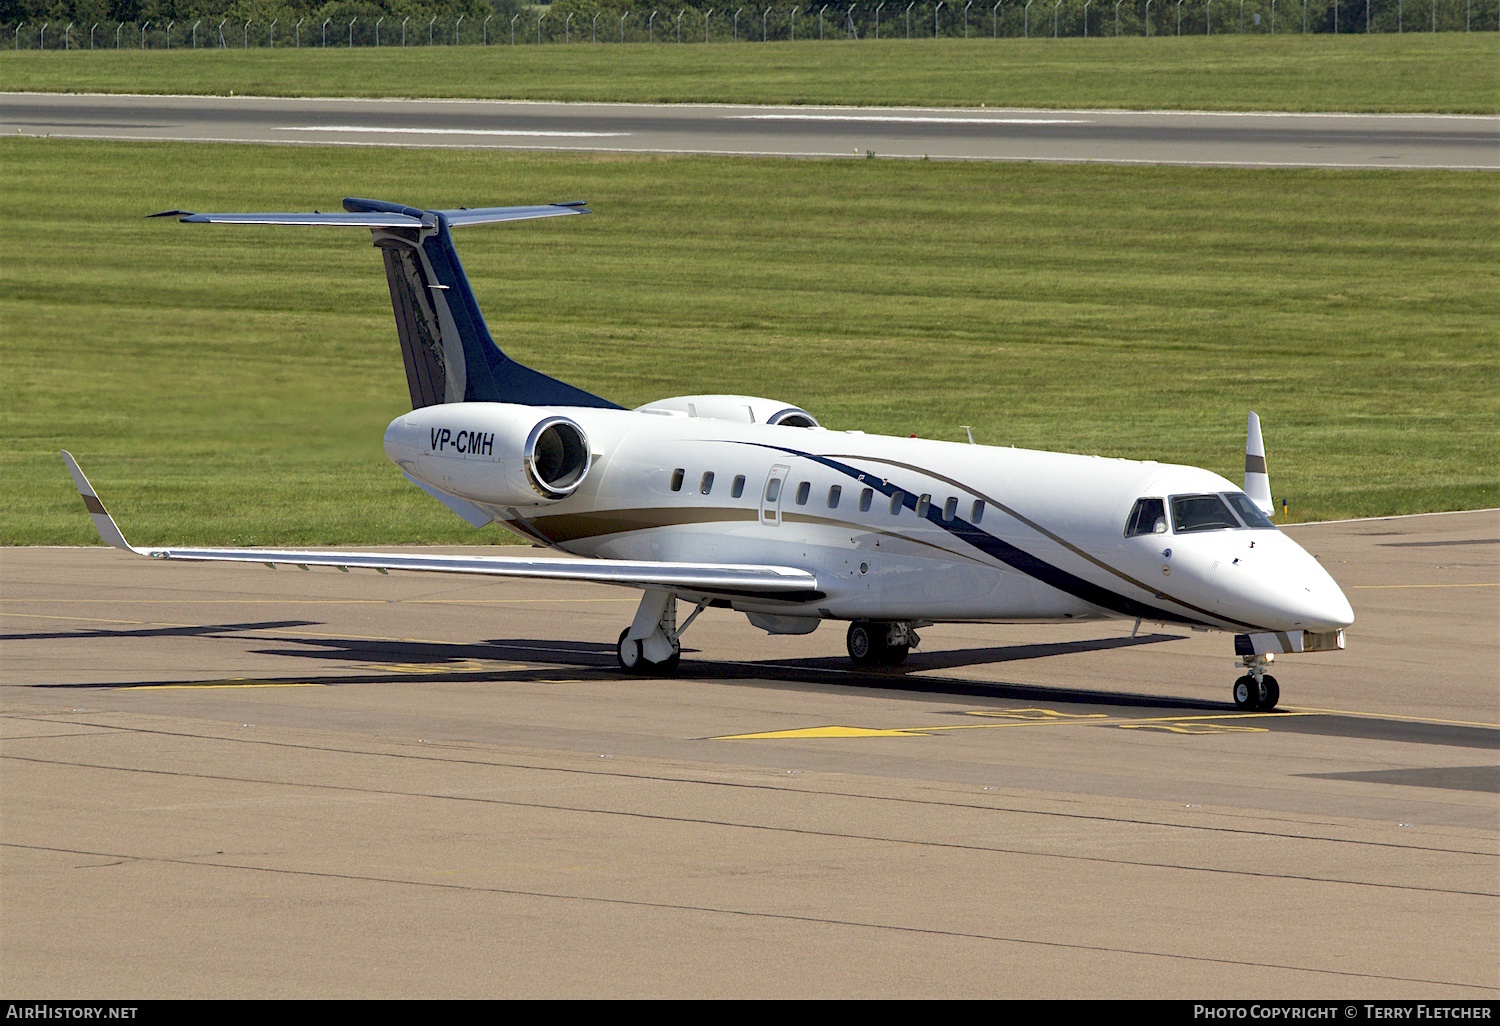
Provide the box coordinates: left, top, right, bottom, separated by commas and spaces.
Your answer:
847, 620, 920, 668
1233, 655, 1280, 711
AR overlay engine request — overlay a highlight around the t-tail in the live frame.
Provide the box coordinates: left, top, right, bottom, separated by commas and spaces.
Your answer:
150, 198, 620, 411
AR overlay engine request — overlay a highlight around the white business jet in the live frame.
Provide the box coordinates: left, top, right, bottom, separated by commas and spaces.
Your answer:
63, 198, 1353, 711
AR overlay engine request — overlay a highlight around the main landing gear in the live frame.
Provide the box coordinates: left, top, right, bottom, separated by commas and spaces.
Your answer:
847, 620, 921, 668
1232, 654, 1280, 711
616, 590, 707, 677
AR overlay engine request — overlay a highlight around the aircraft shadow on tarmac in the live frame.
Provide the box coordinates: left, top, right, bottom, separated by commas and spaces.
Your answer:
231, 629, 1216, 712
2, 620, 317, 643
23, 622, 1213, 710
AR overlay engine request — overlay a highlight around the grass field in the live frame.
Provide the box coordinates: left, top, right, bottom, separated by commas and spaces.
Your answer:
2, 138, 1495, 546
3, 35, 1497, 113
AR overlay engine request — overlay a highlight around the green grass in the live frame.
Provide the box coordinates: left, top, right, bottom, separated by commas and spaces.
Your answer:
1, 138, 1495, 546
3, 34, 1497, 113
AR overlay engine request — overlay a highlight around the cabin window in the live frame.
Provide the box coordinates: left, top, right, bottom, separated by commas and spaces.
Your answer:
827, 485, 842, 509
1170, 494, 1240, 534
1222, 492, 1277, 530
859, 488, 873, 512
670, 468, 685, 492
731, 475, 746, 499
764, 477, 781, 503
889, 490, 905, 515
971, 500, 985, 524
700, 472, 715, 495
1124, 497, 1167, 537
942, 497, 958, 522
795, 481, 810, 505
915, 494, 931, 518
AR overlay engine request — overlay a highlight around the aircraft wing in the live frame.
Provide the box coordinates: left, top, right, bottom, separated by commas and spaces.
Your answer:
61, 452, 821, 601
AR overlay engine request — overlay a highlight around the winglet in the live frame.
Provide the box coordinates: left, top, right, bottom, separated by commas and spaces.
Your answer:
1243, 413, 1274, 516
60, 451, 138, 552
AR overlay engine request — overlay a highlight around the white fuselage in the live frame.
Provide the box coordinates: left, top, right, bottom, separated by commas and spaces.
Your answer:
383, 400, 1355, 636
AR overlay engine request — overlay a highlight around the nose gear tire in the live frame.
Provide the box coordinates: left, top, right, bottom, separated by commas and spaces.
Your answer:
1233, 675, 1258, 710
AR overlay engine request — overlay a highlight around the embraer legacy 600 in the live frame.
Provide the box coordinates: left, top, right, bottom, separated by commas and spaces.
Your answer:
63, 198, 1353, 710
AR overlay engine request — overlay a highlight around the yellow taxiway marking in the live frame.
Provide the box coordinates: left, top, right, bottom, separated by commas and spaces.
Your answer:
714, 708, 1310, 740
1279, 706, 1500, 730
1119, 721, 1268, 735
1347, 582, 1498, 590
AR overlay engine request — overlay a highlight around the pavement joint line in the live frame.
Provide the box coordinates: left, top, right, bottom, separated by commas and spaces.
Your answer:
0, 597, 638, 604
7, 714, 1491, 858
3, 763, 1493, 901
4, 838, 1496, 986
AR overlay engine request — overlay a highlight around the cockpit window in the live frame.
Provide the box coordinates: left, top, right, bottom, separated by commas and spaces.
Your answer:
1171, 494, 1242, 533
1124, 498, 1168, 537
1222, 492, 1278, 530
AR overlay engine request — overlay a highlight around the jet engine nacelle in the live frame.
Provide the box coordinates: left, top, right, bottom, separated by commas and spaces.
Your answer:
384, 403, 591, 507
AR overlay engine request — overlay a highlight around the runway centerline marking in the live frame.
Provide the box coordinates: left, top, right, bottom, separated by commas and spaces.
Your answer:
727, 115, 1091, 125
277, 126, 630, 138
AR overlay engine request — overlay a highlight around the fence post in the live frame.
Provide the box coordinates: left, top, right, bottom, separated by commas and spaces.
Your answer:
937, 0, 945, 35
622, 11, 631, 41
1207, 0, 1212, 32
376, 16, 383, 45
268, 19, 273, 47
965, 0, 973, 33
295, 18, 302, 46
93, 21, 100, 48
67, 21, 74, 48
538, 10, 546, 43
455, 14, 462, 44
704, 9, 713, 41
322, 18, 329, 46
218, 20, 226, 47
1025, 0, 1033, 34
429, 16, 436, 44
349, 17, 356, 46
1053, 0, 1060, 34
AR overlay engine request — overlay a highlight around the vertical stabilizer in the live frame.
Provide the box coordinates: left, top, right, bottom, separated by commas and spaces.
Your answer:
1244, 412, 1274, 515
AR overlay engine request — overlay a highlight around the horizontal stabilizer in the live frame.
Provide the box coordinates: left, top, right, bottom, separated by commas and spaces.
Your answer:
150, 202, 589, 230
61, 454, 820, 601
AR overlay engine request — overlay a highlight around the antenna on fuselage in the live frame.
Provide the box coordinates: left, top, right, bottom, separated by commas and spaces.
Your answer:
1244, 412, 1274, 516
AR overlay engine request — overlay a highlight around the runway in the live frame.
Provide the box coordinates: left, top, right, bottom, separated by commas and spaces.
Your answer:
4, 92, 1497, 168
1, 508, 1495, 996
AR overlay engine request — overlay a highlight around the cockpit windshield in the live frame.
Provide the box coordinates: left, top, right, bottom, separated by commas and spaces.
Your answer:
1170, 494, 1241, 533
1222, 491, 1278, 529
1124, 497, 1168, 537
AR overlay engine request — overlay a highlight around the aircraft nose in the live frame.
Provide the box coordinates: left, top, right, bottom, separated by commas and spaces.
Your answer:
1279, 551, 1355, 632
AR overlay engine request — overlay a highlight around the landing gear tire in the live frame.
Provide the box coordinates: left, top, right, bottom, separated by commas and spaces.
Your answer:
880, 642, 910, 667
616, 628, 681, 676
617, 628, 643, 673
1259, 675, 1280, 711
847, 621, 879, 667
1233, 674, 1258, 710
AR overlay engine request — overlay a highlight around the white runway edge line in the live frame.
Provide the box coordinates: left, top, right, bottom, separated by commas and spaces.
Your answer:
728, 114, 1090, 125
278, 126, 631, 138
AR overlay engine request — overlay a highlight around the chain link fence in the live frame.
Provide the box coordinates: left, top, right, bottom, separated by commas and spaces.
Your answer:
6, 0, 1495, 46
